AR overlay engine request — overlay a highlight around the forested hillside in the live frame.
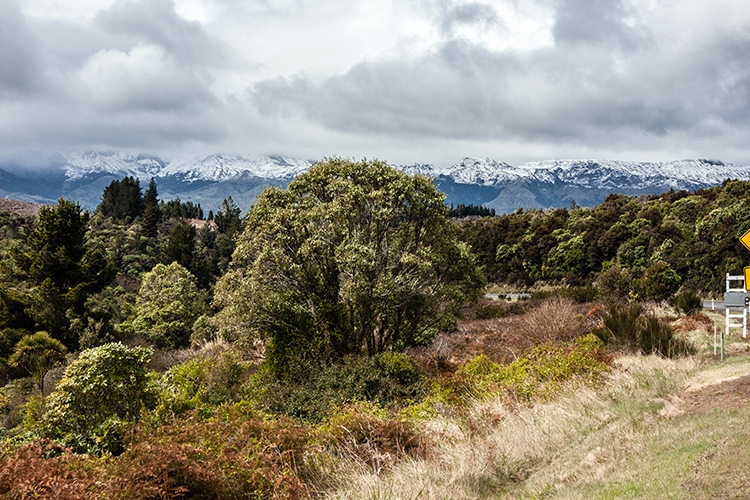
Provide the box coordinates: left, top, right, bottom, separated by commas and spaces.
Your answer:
458, 180, 750, 295
0, 162, 744, 497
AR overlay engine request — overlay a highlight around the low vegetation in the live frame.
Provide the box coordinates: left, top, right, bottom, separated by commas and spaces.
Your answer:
1, 158, 749, 498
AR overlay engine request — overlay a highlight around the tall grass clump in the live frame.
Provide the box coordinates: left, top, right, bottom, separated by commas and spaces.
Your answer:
515, 297, 585, 344
672, 289, 703, 316
594, 303, 694, 357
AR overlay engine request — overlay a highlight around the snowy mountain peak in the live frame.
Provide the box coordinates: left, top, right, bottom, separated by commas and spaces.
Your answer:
62, 150, 165, 180
56, 152, 315, 183
445, 157, 527, 185
394, 163, 438, 177
159, 154, 313, 182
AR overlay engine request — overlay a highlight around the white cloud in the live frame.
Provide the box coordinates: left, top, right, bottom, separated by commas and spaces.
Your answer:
77, 44, 214, 111
3, 0, 750, 166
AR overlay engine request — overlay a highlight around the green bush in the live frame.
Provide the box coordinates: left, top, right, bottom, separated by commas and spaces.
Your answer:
42, 343, 158, 455
640, 261, 681, 301
597, 266, 635, 302
449, 334, 611, 402
157, 350, 251, 421
245, 352, 427, 422
124, 262, 209, 348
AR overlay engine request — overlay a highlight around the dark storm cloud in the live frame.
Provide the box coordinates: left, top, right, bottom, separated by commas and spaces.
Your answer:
0, 0, 40, 96
3, 0, 750, 164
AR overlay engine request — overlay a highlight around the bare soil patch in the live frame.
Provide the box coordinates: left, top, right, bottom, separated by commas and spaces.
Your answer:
679, 373, 750, 414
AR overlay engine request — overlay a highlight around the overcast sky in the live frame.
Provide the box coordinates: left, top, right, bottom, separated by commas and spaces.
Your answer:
2, 0, 750, 167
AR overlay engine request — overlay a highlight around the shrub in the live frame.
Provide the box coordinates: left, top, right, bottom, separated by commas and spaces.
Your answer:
1, 378, 35, 430
42, 343, 158, 455
673, 290, 703, 316
316, 403, 430, 474
245, 353, 427, 422
531, 286, 599, 303
157, 350, 252, 421
474, 302, 507, 319
113, 406, 310, 499
596, 266, 634, 302
593, 303, 694, 357
640, 261, 681, 301
448, 334, 611, 403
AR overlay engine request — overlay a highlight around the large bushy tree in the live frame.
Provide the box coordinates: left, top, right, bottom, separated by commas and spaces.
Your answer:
214, 158, 484, 373
126, 262, 208, 348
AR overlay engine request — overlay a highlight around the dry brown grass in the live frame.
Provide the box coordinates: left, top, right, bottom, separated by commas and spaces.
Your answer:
323, 354, 706, 500
414, 298, 595, 371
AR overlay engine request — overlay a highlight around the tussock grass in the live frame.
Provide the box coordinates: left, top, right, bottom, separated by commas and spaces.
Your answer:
322, 352, 750, 499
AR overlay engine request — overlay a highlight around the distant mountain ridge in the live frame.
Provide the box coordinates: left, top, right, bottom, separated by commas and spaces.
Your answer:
1, 151, 749, 213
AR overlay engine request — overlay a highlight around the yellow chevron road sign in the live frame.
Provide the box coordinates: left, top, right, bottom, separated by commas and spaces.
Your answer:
741, 229, 750, 252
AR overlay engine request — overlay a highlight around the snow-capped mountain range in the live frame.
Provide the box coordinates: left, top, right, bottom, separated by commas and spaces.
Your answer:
2, 151, 750, 213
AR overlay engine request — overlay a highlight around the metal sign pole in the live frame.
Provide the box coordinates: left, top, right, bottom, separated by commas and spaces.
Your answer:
714, 325, 719, 357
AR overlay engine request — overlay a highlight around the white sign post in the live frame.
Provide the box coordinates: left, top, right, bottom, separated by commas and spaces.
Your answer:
725, 273, 747, 345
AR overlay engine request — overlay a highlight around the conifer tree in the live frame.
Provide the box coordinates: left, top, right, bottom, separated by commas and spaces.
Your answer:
10, 199, 114, 348
97, 176, 144, 220
142, 177, 160, 237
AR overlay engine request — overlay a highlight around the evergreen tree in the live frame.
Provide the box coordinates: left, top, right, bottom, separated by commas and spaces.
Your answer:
10, 199, 114, 348
142, 177, 160, 238
97, 176, 144, 220
164, 221, 196, 271
214, 197, 242, 270
214, 197, 242, 235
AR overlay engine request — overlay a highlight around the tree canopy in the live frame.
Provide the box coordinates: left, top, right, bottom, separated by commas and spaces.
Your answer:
97, 177, 144, 221
214, 158, 485, 373
5, 199, 113, 348
126, 262, 208, 348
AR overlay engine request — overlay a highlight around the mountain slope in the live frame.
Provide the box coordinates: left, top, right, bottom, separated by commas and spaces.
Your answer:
3, 152, 750, 213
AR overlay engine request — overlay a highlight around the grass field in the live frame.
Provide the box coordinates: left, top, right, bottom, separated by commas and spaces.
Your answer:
325, 310, 750, 499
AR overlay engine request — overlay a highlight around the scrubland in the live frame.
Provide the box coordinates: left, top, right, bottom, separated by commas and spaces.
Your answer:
3, 296, 746, 499
325, 306, 750, 500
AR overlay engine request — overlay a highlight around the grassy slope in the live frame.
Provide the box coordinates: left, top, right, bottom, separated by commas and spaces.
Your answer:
326, 312, 750, 499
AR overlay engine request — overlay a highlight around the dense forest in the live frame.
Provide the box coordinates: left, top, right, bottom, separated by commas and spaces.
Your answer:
457, 180, 750, 296
0, 160, 745, 497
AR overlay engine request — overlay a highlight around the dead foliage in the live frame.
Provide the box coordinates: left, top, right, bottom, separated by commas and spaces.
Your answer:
413, 298, 593, 371
0, 409, 311, 500
674, 312, 714, 334
111, 410, 310, 499
0, 440, 106, 500
319, 408, 431, 476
